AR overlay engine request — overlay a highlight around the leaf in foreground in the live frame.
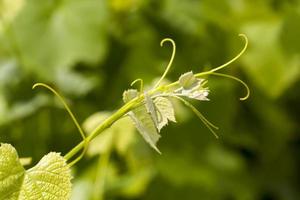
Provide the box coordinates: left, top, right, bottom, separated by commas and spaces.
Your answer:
0, 143, 72, 200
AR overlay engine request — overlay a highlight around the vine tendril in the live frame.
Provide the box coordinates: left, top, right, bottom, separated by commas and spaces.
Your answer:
192, 34, 250, 100
50, 34, 250, 165
172, 96, 219, 139
130, 78, 144, 92
206, 72, 250, 100
32, 83, 88, 167
209, 34, 248, 73
153, 38, 176, 88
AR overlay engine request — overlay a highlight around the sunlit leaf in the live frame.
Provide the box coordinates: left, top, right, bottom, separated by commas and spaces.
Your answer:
123, 89, 138, 103
0, 143, 72, 200
0, 143, 25, 199
128, 105, 161, 153
178, 71, 200, 90
176, 71, 209, 101
123, 89, 162, 153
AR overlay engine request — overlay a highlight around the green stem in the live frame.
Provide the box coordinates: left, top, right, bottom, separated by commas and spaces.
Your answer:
64, 81, 171, 161
64, 34, 248, 161
64, 95, 143, 161
63, 71, 221, 161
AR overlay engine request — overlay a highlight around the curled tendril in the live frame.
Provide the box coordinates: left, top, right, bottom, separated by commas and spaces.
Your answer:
153, 38, 176, 89
208, 72, 250, 100
210, 34, 248, 73
32, 83, 88, 167
194, 34, 250, 101
130, 78, 144, 92
172, 96, 219, 139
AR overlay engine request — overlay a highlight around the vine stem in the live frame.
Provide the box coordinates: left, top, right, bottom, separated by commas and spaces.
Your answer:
64, 82, 167, 161
63, 70, 245, 161
64, 34, 248, 161
64, 94, 144, 160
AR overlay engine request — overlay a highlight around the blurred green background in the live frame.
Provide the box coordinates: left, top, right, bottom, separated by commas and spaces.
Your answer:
1, 0, 300, 199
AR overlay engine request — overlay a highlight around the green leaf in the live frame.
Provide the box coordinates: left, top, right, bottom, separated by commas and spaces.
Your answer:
123, 89, 138, 103
0, 143, 72, 200
0, 144, 25, 199
123, 89, 161, 153
176, 71, 209, 101
128, 104, 161, 154
123, 91, 176, 153
154, 97, 176, 131
178, 71, 200, 90
11, 0, 108, 78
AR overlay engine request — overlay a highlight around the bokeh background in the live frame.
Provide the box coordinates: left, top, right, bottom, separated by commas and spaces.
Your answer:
1, 0, 300, 200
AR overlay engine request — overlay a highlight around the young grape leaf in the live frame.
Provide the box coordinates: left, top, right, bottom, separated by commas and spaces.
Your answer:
176, 71, 209, 101
0, 143, 72, 200
123, 89, 139, 103
128, 105, 161, 154
154, 97, 176, 131
123, 89, 161, 153
178, 71, 200, 90
123, 90, 177, 153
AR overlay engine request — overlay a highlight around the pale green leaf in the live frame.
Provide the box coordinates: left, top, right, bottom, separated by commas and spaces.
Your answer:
178, 71, 200, 90
154, 97, 176, 131
128, 104, 161, 154
176, 71, 209, 101
123, 89, 162, 152
0, 144, 25, 199
123, 90, 174, 153
179, 88, 209, 101
11, 0, 108, 78
123, 89, 138, 103
0, 143, 72, 200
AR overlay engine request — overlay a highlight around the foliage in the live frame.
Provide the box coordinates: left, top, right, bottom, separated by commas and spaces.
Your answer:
1, 0, 300, 200
0, 143, 71, 200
